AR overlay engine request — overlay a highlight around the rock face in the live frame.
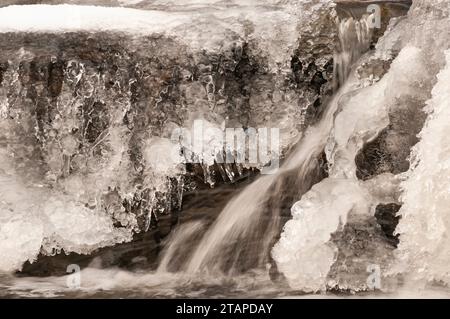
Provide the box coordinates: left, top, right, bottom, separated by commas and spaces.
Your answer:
0, 1, 338, 272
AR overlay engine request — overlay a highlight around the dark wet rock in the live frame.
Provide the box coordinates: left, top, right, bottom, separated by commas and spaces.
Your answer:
375, 203, 401, 247
356, 96, 427, 180
326, 212, 398, 292
356, 56, 392, 83
18, 231, 161, 277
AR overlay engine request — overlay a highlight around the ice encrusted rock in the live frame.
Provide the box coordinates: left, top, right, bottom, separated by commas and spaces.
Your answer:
393, 50, 450, 286
374, 0, 450, 288
273, 45, 432, 292
274, 0, 450, 292
0, 148, 132, 272
0, 1, 338, 271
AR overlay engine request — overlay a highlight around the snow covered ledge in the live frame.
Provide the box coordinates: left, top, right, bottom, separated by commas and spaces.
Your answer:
0, 5, 189, 35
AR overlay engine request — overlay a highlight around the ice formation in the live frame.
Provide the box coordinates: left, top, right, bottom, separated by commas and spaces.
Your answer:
393, 50, 450, 285
273, 0, 450, 292
0, 0, 337, 272
0, 148, 132, 272
273, 45, 431, 291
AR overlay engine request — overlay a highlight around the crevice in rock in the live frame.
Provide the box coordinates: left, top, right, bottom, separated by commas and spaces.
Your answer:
374, 203, 401, 248
356, 96, 428, 180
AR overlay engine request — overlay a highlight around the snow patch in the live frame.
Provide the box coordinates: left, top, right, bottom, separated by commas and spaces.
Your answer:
0, 5, 188, 34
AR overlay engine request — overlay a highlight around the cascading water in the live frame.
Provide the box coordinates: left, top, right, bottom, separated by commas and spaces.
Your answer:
157, 15, 373, 276
334, 15, 373, 89
157, 221, 204, 273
